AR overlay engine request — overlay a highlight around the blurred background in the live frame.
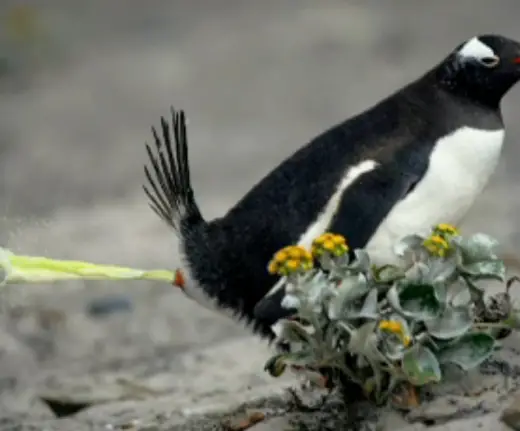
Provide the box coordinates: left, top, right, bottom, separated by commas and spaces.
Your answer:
1, 0, 520, 428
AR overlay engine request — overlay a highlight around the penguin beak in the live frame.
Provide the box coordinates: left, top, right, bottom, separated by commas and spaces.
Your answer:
253, 284, 295, 326
173, 269, 186, 290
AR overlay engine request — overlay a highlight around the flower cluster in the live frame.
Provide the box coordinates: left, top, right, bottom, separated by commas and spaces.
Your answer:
311, 233, 349, 258
267, 233, 349, 276
422, 223, 459, 258
263, 223, 520, 408
267, 245, 314, 276
423, 234, 450, 257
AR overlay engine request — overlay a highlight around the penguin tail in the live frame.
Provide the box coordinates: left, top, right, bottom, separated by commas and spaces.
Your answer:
143, 107, 204, 233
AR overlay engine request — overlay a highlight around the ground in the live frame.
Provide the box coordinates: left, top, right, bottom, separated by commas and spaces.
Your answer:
1, 1, 520, 430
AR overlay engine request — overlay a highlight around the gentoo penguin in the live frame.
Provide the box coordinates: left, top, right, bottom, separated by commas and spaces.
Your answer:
143, 34, 520, 338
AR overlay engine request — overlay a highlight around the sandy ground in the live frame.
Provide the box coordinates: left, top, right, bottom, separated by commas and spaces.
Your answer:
1, 1, 520, 429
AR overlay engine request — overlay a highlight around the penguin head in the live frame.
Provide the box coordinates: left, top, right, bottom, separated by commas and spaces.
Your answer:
440, 34, 520, 106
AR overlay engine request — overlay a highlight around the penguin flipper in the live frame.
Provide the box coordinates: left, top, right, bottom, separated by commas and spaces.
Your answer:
327, 165, 422, 251
253, 164, 423, 325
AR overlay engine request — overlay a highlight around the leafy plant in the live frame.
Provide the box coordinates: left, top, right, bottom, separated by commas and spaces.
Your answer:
263, 225, 519, 405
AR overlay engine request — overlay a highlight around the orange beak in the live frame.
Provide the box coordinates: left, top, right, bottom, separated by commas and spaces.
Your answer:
173, 269, 185, 289
514, 57, 520, 64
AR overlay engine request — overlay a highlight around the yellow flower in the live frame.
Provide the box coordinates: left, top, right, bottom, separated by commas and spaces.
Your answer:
267, 245, 314, 276
433, 223, 460, 239
286, 259, 299, 271
423, 234, 450, 258
379, 319, 411, 347
267, 260, 279, 275
332, 235, 347, 246
312, 233, 349, 258
274, 250, 289, 263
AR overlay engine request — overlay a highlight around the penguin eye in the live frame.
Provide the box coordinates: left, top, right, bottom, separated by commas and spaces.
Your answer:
478, 55, 500, 68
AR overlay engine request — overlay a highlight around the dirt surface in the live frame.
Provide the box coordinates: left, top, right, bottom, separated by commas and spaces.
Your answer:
1, 1, 520, 430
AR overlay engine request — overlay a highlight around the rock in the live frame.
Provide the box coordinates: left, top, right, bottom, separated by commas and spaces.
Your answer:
0, 417, 96, 431
76, 382, 289, 429
27, 331, 520, 430
415, 412, 510, 431
0, 392, 54, 420
501, 394, 520, 430
86, 295, 133, 318
221, 410, 266, 431
36, 336, 289, 415
5, 303, 67, 362
37, 372, 169, 418
0, 324, 52, 421
406, 395, 491, 425
246, 416, 289, 431
0, 321, 38, 384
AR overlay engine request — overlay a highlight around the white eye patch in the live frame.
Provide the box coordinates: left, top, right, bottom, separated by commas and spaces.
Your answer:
458, 37, 496, 60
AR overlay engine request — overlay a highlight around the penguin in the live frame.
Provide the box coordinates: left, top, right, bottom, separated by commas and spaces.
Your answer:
143, 34, 520, 339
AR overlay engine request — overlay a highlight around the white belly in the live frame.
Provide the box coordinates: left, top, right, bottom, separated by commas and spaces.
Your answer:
365, 126, 505, 265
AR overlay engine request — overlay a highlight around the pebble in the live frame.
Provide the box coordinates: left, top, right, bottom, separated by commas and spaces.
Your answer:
86, 296, 133, 318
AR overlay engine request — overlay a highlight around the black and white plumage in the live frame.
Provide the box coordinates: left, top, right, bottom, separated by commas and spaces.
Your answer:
143, 34, 520, 340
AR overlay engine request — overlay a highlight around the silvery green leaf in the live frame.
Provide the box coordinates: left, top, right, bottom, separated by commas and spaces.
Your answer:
432, 283, 448, 307
327, 273, 369, 320
374, 265, 406, 283
424, 306, 473, 340
405, 262, 430, 283
281, 294, 301, 310
425, 256, 458, 284
264, 354, 288, 377
337, 320, 354, 337
453, 233, 499, 263
459, 260, 506, 282
324, 322, 341, 347
295, 271, 325, 294
401, 345, 442, 386
447, 282, 472, 307
275, 319, 314, 344
394, 234, 424, 258
267, 349, 316, 371
345, 288, 379, 320
387, 283, 442, 321
461, 276, 486, 301
317, 253, 335, 272
286, 273, 312, 294
297, 304, 323, 324
383, 338, 407, 361
306, 272, 334, 307
345, 321, 381, 361
282, 349, 318, 367
437, 332, 495, 371
504, 309, 520, 329
387, 285, 401, 311
347, 249, 371, 272
345, 321, 377, 353
356, 354, 368, 368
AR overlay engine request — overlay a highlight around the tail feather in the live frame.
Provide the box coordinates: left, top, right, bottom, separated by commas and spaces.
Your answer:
143, 107, 203, 230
